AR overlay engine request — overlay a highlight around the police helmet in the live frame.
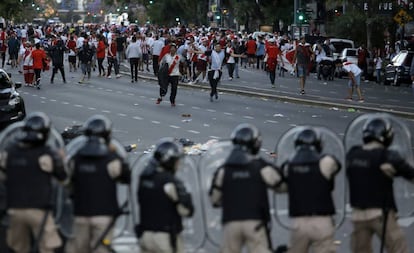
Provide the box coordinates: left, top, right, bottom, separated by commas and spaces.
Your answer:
294, 128, 322, 153
21, 112, 51, 144
153, 138, 183, 171
83, 115, 112, 142
231, 123, 262, 155
362, 117, 393, 147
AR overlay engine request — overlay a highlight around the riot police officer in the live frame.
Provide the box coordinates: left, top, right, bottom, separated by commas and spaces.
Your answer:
0, 112, 67, 253
279, 128, 341, 253
65, 115, 130, 253
346, 117, 414, 253
209, 123, 282, 253
136, 138, 194, 253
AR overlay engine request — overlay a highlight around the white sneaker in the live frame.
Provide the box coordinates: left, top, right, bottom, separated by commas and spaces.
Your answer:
229, 77, 233, 81
116, 74, 121, 78
107, 75, 112, 79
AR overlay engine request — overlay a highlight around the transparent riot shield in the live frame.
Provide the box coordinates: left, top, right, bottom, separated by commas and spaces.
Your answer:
130, 153, 204, 251
273, 126, 346, 230
197, 140, 233, 248
344, 113, 414, 218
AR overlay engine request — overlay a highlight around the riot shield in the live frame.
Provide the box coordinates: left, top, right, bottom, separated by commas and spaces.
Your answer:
130, 152, 204, 251
65, 136, 127, 161
344, 113, 414, 217
197, 140, 233, 248
273, 126, 346, 230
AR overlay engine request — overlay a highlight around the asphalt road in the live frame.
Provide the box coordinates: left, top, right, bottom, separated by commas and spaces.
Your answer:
3, 62, 414, 253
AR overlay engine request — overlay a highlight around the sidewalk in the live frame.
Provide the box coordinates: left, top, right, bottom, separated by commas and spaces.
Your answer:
120, 63, 414, 119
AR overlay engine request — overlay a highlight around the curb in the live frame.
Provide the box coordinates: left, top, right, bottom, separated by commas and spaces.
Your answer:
121, 70, 414, 120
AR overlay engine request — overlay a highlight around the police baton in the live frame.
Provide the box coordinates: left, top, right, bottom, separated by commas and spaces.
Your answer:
92, 200, 129, 253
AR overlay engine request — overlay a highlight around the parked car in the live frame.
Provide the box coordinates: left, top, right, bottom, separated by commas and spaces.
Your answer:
0, 69, 26, 131
329, 38, 355, 60
384, 50, 414, 86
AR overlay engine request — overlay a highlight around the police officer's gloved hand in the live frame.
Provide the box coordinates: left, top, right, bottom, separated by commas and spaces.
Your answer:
174, 178, 194, 216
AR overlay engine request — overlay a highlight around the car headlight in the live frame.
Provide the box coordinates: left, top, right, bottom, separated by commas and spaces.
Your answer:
8, 97, 20, 106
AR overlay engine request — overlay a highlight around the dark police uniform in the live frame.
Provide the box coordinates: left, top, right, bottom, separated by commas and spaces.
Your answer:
0, 141, 66, 253
210, 148, 282, 253
347, 144, 414, 253
136, 139, 194, 253
66, 114, 130, 253
281, 147, 339, 253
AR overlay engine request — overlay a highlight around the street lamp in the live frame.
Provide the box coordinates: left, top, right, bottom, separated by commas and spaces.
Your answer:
175, 17, 180, 22
124, 6, 128, 10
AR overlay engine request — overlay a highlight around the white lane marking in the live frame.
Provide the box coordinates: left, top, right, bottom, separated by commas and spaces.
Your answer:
90, 85, 95, 88
127, 93, 134, 96
289, 124, 297, 127
98, 87, 103, 90
133, 103, 139, 106
102, 110, 111, 113
32, 94, 38, 97
203, 124, 210, 127
88, 107, 96, 110
41, 101, 46, 103
118, 113, 127, 117
151, 121, 160, 124
266, 120, 278, 124
106, 89, 113, 92
40, 97, 47, 100
188, 130, 200, 134
49, 99, 57, 102
192, 106, 200, 110
243, 116, 254, 119
209, 136, 220, 139
169, 125, 180, 129
62, 101, 69, 105
139, 95, 146, 98
177, 103, 184, 106
224, 112, 233, 116
74, 104, 84, 108
22, 92, 29, 95
116, 91, 123, 94
133, 116, 143, 120
207, 109, 216, 112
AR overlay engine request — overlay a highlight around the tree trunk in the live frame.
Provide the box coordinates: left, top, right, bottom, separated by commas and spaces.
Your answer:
366, 15, 372, 49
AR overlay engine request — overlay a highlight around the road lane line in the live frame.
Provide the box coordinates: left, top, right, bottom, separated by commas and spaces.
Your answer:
32, 94, 38, 97
243, 116, 254, 119
192, 106, 200, 110
62, 101, 69, 105
118, 113, 127, 117
74, 104, 84, 108
224, 112, 233, 116
133, 116, 143, 120
207, 109, 216, 112
151, 121, 160, 124
127, 93, 134, 96
40, 97, 46, 100
106, 89, 113, 92
209, 136, 220, 139
169, 125, 180, 129
266, 120, 278, 124
187, 130, 200, 134
88, 107, 96, 110
49, 99, 57, 102
102, 110, 111, 113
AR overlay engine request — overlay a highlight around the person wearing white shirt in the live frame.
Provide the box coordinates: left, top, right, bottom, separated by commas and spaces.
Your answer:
157, 43, 185, 106
152, 36, 165, 75
125, 36, 142, 83
342, 60, 364, 102
208, 43, 225, 101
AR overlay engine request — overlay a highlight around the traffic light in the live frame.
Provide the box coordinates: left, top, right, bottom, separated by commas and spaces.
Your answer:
296, 8, 308, 23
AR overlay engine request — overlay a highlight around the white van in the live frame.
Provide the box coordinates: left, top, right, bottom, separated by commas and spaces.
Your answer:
329, 38, 355, 60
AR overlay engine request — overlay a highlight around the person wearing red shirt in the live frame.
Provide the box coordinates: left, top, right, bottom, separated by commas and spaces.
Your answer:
31, 41, 47, 89
107, 36, 120, 79
246, 36, 257, 68
265, 38, 284, 88
96, 35, 106, 77
66, 36, 77, 72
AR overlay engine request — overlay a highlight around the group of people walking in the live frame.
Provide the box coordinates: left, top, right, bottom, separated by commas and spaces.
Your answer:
0, 110, 413, 253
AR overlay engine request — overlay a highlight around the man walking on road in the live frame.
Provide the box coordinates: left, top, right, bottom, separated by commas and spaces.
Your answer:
293, 37, 313, 95
208, 43, 225, 102
49, 39, 67, 84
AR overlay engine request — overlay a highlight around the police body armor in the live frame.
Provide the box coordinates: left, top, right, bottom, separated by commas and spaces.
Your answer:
274, 126, 345, 230
131, 152, 202, 251
286, 148, 336, 217
221, 148, 271, 224
0, 120, 66, 252
344, 113, 414, 217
